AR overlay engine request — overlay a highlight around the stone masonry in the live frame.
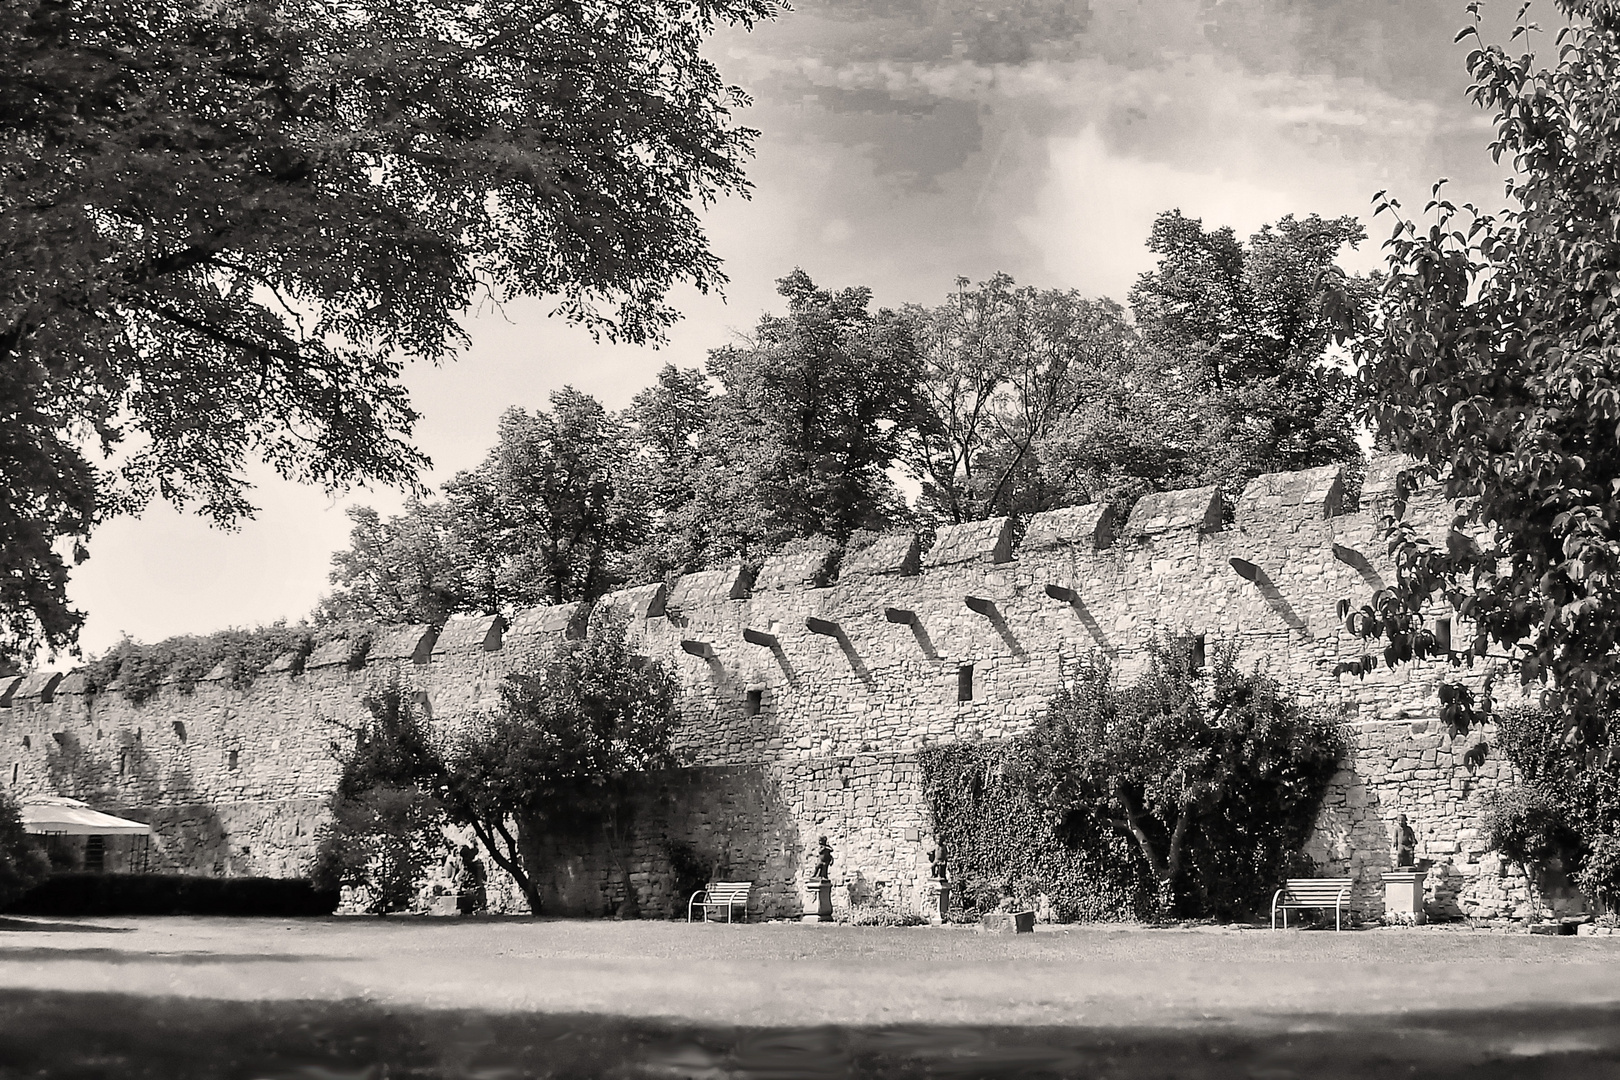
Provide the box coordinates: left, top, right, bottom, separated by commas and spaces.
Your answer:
0, 455, 1545, 922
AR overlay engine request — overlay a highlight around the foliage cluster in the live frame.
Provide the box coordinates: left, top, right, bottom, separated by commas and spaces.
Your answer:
1, 0, 778, 664
922, 639, 1344, 921
311, 674, 447, 914
1337, 1, 1620, 734
4, 872, 337, 916
320, 215, 1372, 627
1484, 706, 1620, 907
313, 613, 679, 914
919, 740, 1153, 922
78, 621, 375, 704
0, 790, 48, 909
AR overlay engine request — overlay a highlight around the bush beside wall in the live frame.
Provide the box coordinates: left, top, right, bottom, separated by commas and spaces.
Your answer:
4, 873, 339, 916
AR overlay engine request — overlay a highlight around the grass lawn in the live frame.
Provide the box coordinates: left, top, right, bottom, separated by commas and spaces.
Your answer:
1, 916, 1618, 1077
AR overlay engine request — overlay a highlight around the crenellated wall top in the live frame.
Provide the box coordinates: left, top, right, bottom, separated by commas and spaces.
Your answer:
4, 456, 1446, 696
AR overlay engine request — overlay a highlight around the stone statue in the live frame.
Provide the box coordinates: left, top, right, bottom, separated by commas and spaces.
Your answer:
929, 842, 948, 882
1394, 814, 1416, 868
813, 835, 834, 881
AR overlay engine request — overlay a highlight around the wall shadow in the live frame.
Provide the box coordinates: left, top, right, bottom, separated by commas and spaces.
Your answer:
0, 990, 1617, 1079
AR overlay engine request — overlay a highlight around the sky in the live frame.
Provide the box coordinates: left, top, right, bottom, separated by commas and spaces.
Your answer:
61, 0, 1529, 661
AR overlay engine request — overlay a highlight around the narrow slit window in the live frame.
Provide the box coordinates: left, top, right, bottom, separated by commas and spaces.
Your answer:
9, 763, 16, 786
1433, 618, 1453, 653
227, 749, 240, 771
1189, 635, 1207, 671
172, 721, 186, 744
744, 689, 763, 717
957, 664, 974, 702
119, 749, 128, 777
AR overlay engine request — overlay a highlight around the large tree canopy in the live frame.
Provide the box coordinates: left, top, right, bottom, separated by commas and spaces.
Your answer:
1343, 0, 1620, 733
1129, 210, 1371, 500
0, 0, 774, 662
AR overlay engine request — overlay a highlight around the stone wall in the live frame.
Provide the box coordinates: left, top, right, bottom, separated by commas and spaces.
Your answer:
0, 455, 1544, 922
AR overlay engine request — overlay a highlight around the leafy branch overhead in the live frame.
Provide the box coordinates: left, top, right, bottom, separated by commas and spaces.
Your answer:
0, 0, 776, 660
1336, 0, 1620, 735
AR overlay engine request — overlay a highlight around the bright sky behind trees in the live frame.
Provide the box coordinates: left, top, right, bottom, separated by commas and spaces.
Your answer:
66, 0, 1520, 658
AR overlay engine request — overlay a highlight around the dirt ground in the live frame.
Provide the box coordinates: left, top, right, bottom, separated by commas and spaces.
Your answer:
1, 916, 1618, 1078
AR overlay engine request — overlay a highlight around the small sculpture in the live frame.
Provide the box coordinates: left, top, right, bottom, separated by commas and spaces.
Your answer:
813, 835, 834, 881
1394, 814, 1416, 868
929, 841, 949, 882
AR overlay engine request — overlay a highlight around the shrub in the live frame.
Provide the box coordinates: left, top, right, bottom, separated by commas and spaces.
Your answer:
77, 621, 379, 703
923, 636, 1344, 922
5, 873, 338, 916
311, 676, 446, 914
1488, 705, 1620, 907
0, 791, 48, 908
919, 741, 1152, 922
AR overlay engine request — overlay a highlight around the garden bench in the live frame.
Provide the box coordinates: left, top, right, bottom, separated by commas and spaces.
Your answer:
687, 881, 752, 923
1271, 878, 1354, 931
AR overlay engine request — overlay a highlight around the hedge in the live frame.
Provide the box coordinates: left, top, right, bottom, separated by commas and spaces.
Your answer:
4, 873, 339, 916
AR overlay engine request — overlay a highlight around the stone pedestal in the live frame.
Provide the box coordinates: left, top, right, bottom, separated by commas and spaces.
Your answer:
802, 878, 833, 923
926, 880, 948, 925
1382, 870, 1427, 924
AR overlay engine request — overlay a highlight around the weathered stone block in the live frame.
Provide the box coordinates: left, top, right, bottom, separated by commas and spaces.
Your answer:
668, 567, 752, 610
599, 582, 670, 621
1235, 465, 1345, 526
433, 614, 504, 655
1019, 504, 1117, 552
925, 517, 1014, 567
369, 624, 437, 664
755, 548, 837, 591
838, 533, 921, 579
266, 652, 301, 674
1362, 453, 1427, 520
12, 671, 63, 703
1122, 486, 1226, 538
305, 639, 357, 670
980, 909, 1035, 934
508, 601, 591, 640
53, 671, 89, 696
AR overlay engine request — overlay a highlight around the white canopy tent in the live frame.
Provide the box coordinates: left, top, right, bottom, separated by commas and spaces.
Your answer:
22, 796, 152, 836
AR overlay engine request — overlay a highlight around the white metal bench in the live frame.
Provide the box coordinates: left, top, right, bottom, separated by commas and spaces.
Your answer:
1271, 878, 1354, 931
687, 881, 752, 923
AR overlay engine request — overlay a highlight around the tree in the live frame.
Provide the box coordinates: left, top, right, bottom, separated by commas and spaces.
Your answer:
623, 364, 717, 581
1019, 637, 1344, 917
0, 0, 776, 663
686, 269, 924, 564
321, 388, 647, 621
1131, 210, 1371, 498
440, 612, 679, 913
1342, 1, 1620, 734
312, 677, 447, 915
0, 789, 48, 908
317, 613, 678, 914
902, 274, 1147, 523
317, 502, 477, 627
445, 391, 647, 607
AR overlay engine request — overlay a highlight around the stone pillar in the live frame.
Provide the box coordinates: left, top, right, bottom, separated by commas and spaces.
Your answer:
926, 880, 948, 925
1382, 869, 1428, 924
802, 878, 833, 923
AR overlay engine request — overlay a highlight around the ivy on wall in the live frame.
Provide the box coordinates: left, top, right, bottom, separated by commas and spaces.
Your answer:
922, 637, 1344, 922
78, 621, 376, 703
919, 741, 1153, 922
1485, 706, 1620, 910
